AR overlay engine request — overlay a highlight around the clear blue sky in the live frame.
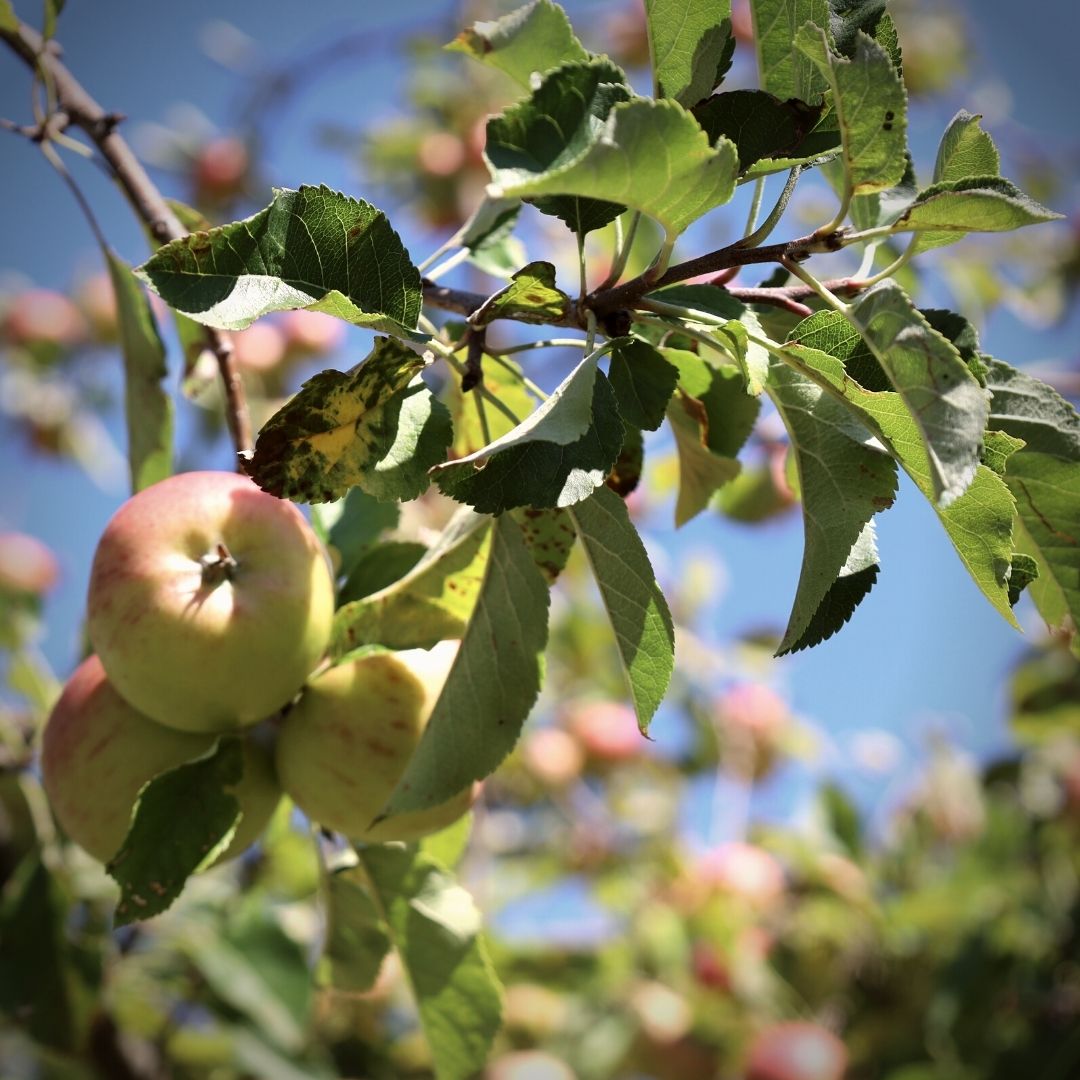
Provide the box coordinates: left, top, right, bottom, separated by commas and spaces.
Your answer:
1, 0, 1077, 830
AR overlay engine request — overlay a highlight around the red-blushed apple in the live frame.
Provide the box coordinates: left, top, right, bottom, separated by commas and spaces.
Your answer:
191, 136, 249, 201
275, 641, 475, 842
745, 1021, 848, 1080
41, 655, 282, 864
520, 726, 585, 788
87, 470, 335, 733
2, 287, 87, 347
230, 321, 287, 373
714, 682, 791, 778
567, 700, 644, 764
417, 131, 467, 177
74, 272, 118, 341
485, 1050, 575, 1080
0, 531, 60, 596
695, 842, 786, 907
279, 309, 346, 356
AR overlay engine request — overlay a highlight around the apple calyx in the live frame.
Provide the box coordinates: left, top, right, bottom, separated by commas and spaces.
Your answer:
199, 542, 239, 588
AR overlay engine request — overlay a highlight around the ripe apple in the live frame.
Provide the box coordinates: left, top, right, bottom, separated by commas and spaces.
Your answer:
0, 531, 60, 596
567, 700, 643, 764
41, 655, 282, 864
275, 641, 475, 842
745, 1021, 848, 1080
714, 681, 791, 778
192, 136, 249, 201
2, 287, 87, 348
230, 321, 287, 373
695, 842, 786, 907
87, 470, 335, 733
520, 726, 585, 787
279, 309, 346, 356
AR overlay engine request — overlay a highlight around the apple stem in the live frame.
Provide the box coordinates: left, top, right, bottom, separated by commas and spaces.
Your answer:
200, 542, 238, 587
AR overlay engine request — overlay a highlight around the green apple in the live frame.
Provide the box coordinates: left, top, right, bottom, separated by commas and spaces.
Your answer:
87, 470, 335, 733
275, 641, 475, 842
41, 654, 282, 864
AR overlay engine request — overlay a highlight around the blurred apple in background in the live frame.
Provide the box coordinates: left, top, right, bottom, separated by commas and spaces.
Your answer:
567, 700, 644, 765
2, 287, 87, 349
745, 1021, 848, 1080
0, 531, 60, 597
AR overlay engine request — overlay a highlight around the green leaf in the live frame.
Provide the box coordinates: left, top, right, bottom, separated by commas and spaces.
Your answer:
776, 340, 1019, 625
749, 0, 830, 101
898, 175, 1063, 253
981, 429, 1025, 476
932, 110, 1000, 184
318, 867, 391, 992
338, 541, 428, 606
457, 198, 526, 278
420, 812, 475, 869
569, 486, 675, 730
794, 24, 908, 196
448, 351, 536, 458
667, 396, 742, 526
136, 185, 423, 337
471, 261, 570, 327
105, 251, 174, 493
693, 89, 832, 175
354, 845, 502, 1080
108, 739, 243, 927
767, 359, 897, 653
510, 506, 577, 584
243, 337, 452, 504
311, 487, 401, 582
644, 0, 734, 106
847, 282, 988, 506
608, 421, 646, 497
489, 96, 739, 237
984, 358, 1080, 460
1006, 453, 1080, 646
379, 514, 549, 818
433, 355, 624, 513
0, 855, 77, 1050
607, 338, 680, 431
331, 510, 492, 654
1007, 553, 1040, 608
448, 0, 589, 88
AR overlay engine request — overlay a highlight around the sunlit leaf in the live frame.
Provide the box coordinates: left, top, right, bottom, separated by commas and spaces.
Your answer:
471, 261, 570, 327
607, 338, 680, 431
932, 110, 1000, 184
644, 0, 734, 106
749, 0, 830, 101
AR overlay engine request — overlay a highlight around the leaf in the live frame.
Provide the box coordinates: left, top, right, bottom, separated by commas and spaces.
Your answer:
897, 175, 1063, 254
846, 282, 988, 506
354, 845, 502, 1080
981, 430, 1025, 476
0, 855, 77, 1050
331, 510, 492, 654
456, 198, 526, 278
794, 24, 908, 196
243, 337, 452, 504
984, 358, 1080, 460
108, 739, 244, 927
667, 397, 742, 526
448, 0, 589, 88
1006, 453, 1080, 645
489, 96, 739, 237
607, 338, 679, 431
471, 261, 570, 327
379, 514, 549, 819
932, 110, 1000, 184
608, 421, 645, 497
749, 0, 830, 101
767, 359, 897, 654
448, 352, 536, 458
569, 486, 675, 729
1008, 553, 1040, 608
693, 89, 832, 175
510, 506, 577, 584
433, 356, 624, 513
644, 0, 734, 106
338, 541, 428, 606
318, 867, 391, 992
311, 487, 401, 582
136, 185, 423, 337
105, 251, 173, 492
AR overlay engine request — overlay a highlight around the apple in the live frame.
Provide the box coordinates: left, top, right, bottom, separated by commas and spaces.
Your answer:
520, 726, 585, 787
0, 531, 60, 596
2, 287, 87, 347
567, 700, 643, 764
279, 309, 346, 356
230, 321, 287, 373
417, 131, 467, 177
192, 136, 249, 201
275, 641, 475, 842
87, 470, 335, 733
486, 1051, 575, 1080
714, 682, 791, 778
41, 655, 282, 864
745, 1021, 848, 1080
695, 842, 786, 907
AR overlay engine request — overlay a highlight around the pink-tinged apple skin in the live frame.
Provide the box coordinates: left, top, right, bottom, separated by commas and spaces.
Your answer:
0, 531, 60, 595
276, 641, 475, 842
695, 842, 786, 907
485, 1051, 575, 1080
41, 655, 282, 864
745, 1022, 848, 1080
568, 700, 643, 764
87, 471, 335, 733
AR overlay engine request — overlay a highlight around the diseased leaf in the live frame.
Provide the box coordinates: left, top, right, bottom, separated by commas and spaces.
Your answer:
510, 506, 577, 584
136, 185, 423, 337
693, 89, 832, 175
749, 0, 830, 101
354, 845, 502, 1080
108, 739, 243, 927
433, 356, 624, 513
331, 510, 491, 654
794, 24, 908, 196
847, 282, 988, 506
106, 251, 173, 492
489, 96, 739, 237
318, 867, 391, 993
645, 0, 734, 106
828, 0, 891, 59
471, 261, 570, 327
767, 359, 897, 654
379, 514, 549, 818
933, 110, 1000, 184
607, 338, 679, 431
984, 358, 1080, 460
607, 422, 645, 497
448, 0, 589, 88
243, 337, 452, 504
569, 486, 675, 729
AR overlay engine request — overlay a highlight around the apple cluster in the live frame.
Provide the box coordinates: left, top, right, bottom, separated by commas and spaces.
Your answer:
41, 470, 472, 870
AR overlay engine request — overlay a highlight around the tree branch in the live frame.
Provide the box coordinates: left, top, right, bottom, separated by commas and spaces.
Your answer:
0, 19, 253, 458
